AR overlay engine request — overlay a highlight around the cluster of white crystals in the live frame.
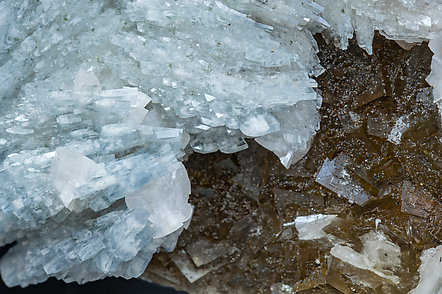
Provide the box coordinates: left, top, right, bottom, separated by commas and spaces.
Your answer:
410, 245, 442, 294
0, 72, 193, 286
427, 32, 442, 119
0, 0, 442, 288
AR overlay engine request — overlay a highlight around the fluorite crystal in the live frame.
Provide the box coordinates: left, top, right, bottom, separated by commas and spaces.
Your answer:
143, 36, 441, 294
0, 0, 441, 290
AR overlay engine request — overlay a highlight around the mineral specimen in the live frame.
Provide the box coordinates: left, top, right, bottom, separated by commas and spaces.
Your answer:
0, 0, 441, 290
410, 245, 442, 294
142, 36, 441, 293
0, 82, 193, 287
315, 153, 372, 205
330, 230, 402, 284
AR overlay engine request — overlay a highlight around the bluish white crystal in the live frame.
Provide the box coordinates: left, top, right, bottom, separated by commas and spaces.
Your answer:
0, 62, 192, 286
0, 0, 441, 288
318, 0, 442, 54
315, 154, 371, 205
427, 31, 442, 119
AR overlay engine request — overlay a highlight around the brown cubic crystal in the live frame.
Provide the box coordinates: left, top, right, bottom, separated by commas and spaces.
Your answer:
142, 34, 441, 293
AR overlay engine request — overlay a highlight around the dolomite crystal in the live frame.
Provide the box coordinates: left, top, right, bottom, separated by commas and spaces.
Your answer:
0, 0, 441, 288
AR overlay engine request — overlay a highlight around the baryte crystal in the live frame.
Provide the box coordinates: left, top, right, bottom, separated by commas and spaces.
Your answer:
315, 154, 372, 205
52, 148, 116, 209
330, 231, 402, 284
409, 245, 442, 294
292, 214, 337, 240
0, 70, 192, 286
125, 162, 193, 239
400, 181, 436, 218
427, 31, 442, 119
186, 239, 237, 268
0, 0, 442, 289
387, 115, 410, 144
367, 113, 396, 138
170, 249, 218, 283
318, 0, 442, 54
239, 110, 280, 137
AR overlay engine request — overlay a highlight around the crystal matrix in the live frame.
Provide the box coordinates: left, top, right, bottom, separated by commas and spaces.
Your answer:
142, 35, 441, 294
0, 0, 442, 289
0, 0, 321, 286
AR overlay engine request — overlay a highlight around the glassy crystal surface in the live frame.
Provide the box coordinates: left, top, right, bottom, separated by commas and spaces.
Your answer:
142, 36, 441, 294
0, 82, 193, 287
0, 0, 442, 290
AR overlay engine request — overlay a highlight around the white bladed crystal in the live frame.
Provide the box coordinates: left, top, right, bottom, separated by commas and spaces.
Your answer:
0, 0, 441, 288
409, 245, 442, 294
331, 231, 402, 284
126, 162, 193, 239
52, 148, 112, 209
293, 214, 337, 240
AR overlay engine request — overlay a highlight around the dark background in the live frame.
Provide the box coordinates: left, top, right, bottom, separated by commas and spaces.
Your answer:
0, 244, 187, 294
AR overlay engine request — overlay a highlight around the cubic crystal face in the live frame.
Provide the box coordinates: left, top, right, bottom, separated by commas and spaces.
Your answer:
0, 0, 441, 289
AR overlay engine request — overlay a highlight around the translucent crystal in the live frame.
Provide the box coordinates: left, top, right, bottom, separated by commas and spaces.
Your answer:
315, 154, 371, 205
0, 70, 192, 286
318, 0, 442, 54
293, 214, 337, 240
409, 245, 442, 294
170, 249, 219, 283
427, 31, 442, 120
1, 0, 441, 288
387, 115, 410, 145
330, 231, 402, 284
